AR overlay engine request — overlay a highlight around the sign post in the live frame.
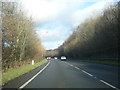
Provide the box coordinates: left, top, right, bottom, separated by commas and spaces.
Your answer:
32, 60, 34, 65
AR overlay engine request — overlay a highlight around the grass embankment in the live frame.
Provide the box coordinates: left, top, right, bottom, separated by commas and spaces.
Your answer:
1, 59, 48, 85
79, 60, 120, 66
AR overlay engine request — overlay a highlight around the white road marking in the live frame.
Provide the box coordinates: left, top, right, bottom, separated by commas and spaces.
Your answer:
19, 61, 50, 89
94, 77, 97, 78
82, 70, 93, 77
70, 64, 73, 67
65, 62, 73, 67
64, 62, 118, 89
67, 63, 71, 66
74, 66, 80, 70
67, 63, 70, 66
100, 80, 117, 89
65, 62, 93, 77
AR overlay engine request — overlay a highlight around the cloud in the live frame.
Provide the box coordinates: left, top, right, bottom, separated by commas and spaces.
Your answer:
20, 0, 87, 23
20, 0, 115, 50
35, 22, 73, 50
21, 0, 114, 23
36, 25, 72, 42
70, 1, 108, 27
42, 41, 64, 50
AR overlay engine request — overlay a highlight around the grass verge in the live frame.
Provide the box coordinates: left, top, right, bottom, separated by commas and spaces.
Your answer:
1, 59, 47, 85
79, 60, 120, 66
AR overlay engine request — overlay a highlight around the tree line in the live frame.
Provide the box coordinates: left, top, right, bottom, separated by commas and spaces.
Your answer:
1, 2, 45, 71
57, 1, 119, 60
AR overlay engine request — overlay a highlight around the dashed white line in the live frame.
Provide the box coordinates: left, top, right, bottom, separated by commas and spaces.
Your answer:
100, 80, 117, 89
82, 70, 93, 77
19, 61, 50, 89
65, 62, 73, 67
64, 62, 118, 89
70, 64, 73, 67
68, 63, 72, 66
65, 62, 79, 70
94, 77, 97, 78
65, 62, 93, 77
74, 66, 80, 70
63, 62, 67, 64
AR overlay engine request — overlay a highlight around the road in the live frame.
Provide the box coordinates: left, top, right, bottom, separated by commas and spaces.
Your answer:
67, 59, 119, 88
3, 59, 119, 89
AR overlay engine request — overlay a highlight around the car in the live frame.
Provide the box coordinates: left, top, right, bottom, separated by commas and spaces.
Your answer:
54, 57, 58, 59
61, 56, 66, 61
47, 57, 52, 59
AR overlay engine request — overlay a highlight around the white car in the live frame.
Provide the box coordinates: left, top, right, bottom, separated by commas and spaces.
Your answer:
54, 57, 58, 59
61, 56, 66, 61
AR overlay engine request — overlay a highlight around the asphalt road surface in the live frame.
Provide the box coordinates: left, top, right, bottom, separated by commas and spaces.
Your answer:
3, 59, 119, 89
67, 59, 119, 88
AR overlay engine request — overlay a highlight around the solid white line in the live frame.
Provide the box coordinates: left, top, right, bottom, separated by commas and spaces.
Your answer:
19, 61, 50, 89
100, 80, 117, 89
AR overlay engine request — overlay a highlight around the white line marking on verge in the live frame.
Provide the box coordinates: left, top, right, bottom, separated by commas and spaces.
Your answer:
100, 80, 117, 89
19, 61, 50, 89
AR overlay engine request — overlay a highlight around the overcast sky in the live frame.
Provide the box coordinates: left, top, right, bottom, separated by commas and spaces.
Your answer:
20, 0, 114, 50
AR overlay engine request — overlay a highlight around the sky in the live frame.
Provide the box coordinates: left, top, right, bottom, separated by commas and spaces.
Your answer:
20, 0, 114, 50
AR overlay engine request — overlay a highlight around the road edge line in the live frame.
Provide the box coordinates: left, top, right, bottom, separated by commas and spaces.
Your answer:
19, 61, 50, 89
